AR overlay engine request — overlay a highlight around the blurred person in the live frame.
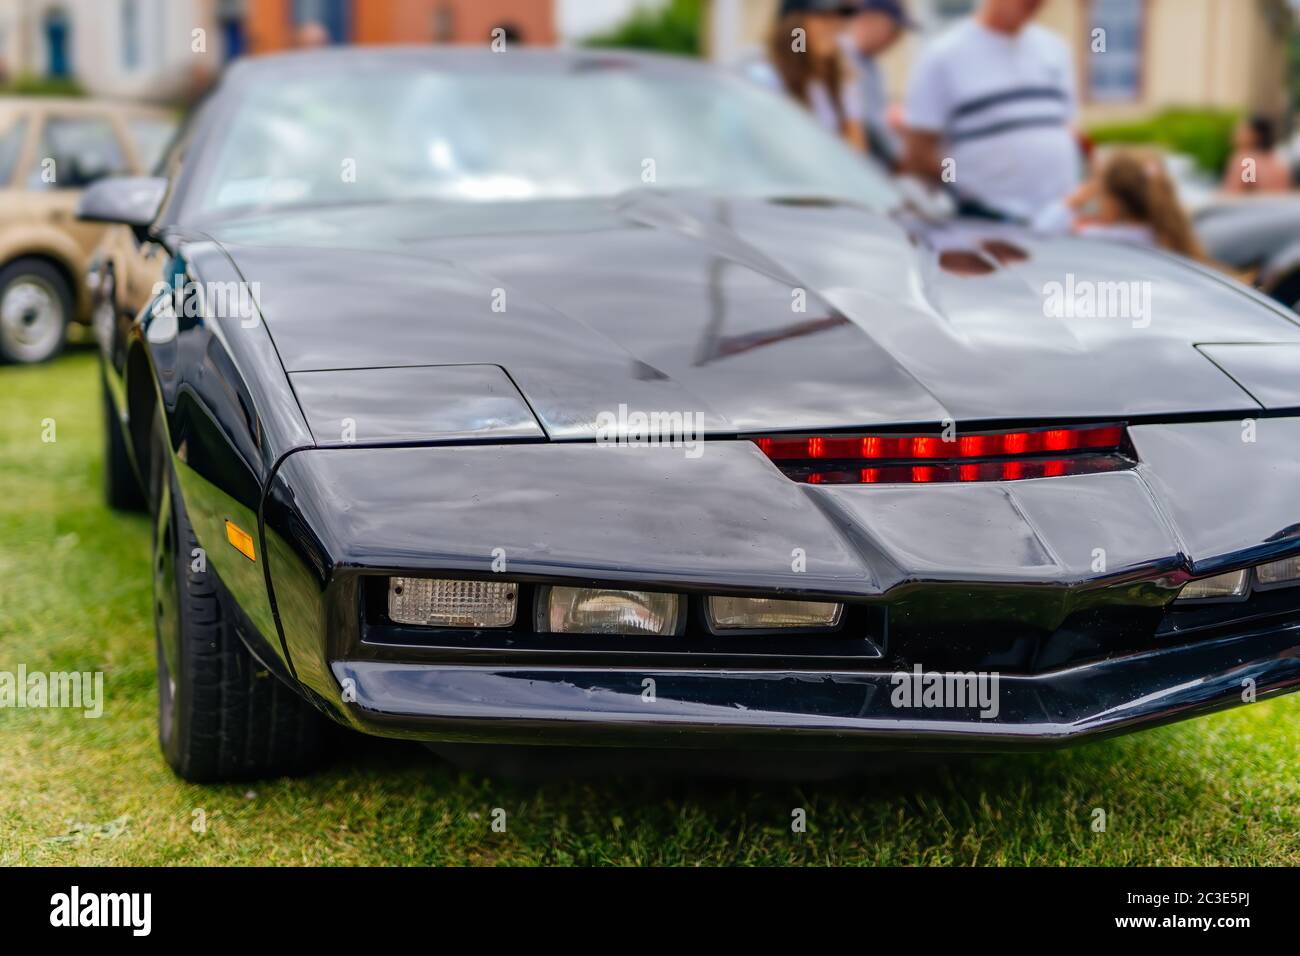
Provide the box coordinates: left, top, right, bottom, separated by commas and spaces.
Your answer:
1035, 150, 1203, 259
847, 0, 914, 169
902, 0, 1081, 221
770, 0, 867, 152
1222, 115, 1291, 194
295, 21, 332, 49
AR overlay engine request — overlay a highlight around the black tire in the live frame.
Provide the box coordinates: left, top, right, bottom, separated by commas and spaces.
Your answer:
102, 369, 145, 511
0, 258, 71, 365
150, 413, 328, 782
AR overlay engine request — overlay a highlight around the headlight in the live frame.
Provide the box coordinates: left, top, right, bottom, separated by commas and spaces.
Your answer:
706, 596, 843, 631
1255, 555, 1300, 588
388, 577, 517, 627
1176, 569, 1249, 602
540, 587, 681, 635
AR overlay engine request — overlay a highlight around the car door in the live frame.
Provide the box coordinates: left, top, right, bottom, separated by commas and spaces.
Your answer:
25, 110, 135, 262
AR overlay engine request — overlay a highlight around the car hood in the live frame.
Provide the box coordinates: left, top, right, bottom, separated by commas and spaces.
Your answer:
204, 193, 1300, 437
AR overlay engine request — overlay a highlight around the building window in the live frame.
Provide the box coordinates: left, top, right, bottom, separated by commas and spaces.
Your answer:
931, 0, 974, 25
221, 19, 246, 60
293, 0, 349, 43
44, 9, 71, 79
217, 0, 247, 61
1087, 0, 1143, 102
122, 0, 140, 71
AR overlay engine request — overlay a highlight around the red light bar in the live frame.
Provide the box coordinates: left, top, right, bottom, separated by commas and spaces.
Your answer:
753, 424, 1131, 484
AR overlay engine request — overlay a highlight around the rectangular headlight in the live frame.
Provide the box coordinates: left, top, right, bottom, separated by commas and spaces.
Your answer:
1176, 569, 1249, 602
388, 577, 517, 627
540, 587, 681, 635
1256, 555, 1300, 588
706, 596, 843, 631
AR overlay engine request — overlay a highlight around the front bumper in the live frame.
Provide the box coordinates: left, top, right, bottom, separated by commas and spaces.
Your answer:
258, 420, 1300, 751
331, 619, 1300, 750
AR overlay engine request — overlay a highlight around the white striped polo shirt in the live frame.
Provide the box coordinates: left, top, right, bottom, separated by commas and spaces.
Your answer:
905, 19, 1083, 221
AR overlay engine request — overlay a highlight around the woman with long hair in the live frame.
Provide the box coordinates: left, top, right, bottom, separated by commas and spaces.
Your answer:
769, 4, 867, 153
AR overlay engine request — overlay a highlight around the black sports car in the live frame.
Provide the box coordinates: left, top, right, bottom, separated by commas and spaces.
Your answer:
81, 48, 1300, 781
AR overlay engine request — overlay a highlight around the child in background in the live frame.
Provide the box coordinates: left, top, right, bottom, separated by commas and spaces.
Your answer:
1035, 150, 1204, 259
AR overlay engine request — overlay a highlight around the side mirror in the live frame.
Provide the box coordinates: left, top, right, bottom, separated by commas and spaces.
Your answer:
77, 176, 167, 237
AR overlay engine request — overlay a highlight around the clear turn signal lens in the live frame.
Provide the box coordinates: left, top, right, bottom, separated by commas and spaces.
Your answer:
388, 577, 517, 627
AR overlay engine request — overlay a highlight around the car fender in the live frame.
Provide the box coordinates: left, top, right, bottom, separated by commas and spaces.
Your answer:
128, 235, 315, 680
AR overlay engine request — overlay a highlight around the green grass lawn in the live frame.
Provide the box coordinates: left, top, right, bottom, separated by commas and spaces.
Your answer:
2, 349, 1298, 866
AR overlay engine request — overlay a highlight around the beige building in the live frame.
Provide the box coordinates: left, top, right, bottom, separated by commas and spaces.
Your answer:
0, 0, 210, 101
709, 0, 1293, 125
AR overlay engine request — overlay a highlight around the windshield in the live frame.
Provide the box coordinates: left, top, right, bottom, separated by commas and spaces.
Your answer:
189, 65, 897, 217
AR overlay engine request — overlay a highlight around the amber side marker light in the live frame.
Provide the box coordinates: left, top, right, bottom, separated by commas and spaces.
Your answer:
753, 424, 1131, 484
225, 520, 256, 561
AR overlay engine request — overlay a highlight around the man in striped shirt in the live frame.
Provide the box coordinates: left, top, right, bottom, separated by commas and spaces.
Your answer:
901, 0, 1082, 222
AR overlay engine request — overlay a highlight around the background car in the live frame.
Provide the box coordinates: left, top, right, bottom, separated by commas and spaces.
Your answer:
1195, 192, 1300, 312
0, 96, 175, 364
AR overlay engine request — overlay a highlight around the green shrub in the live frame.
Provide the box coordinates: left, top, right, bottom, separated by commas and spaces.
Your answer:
1088, 109, 1240, 176
583, 0, 703, 57
0, 73, 86, 98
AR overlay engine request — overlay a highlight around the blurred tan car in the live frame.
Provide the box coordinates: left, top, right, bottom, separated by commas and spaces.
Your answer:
0, 96, 175, 363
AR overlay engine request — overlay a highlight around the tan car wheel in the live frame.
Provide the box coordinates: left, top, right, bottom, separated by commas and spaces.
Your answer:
0, 259, 71, 365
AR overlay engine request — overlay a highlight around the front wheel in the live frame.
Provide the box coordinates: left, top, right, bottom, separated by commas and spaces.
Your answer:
150, 414, 329, 782
0, 258, 71, 365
